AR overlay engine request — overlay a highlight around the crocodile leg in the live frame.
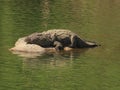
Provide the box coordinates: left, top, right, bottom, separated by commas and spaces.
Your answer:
69, 35, 78, 48
54, 41, 64, 51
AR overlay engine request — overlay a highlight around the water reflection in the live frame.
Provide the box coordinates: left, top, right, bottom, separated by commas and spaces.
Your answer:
12, 48, 88, 67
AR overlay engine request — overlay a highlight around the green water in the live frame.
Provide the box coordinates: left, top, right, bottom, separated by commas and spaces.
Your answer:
0, 0, 120, 90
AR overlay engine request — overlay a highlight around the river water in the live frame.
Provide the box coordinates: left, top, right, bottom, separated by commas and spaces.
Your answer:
0, 0, 120, 90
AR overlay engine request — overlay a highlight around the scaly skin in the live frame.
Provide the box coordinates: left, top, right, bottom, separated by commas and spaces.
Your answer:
25, 29, 98, 50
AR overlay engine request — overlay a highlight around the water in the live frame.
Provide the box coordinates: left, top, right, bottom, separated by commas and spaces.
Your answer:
0, 0, 120, 90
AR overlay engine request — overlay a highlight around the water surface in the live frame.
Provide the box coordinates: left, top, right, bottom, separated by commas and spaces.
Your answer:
0, 0, 120, 90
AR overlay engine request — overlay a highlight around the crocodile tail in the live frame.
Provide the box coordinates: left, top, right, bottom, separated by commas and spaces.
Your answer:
85, 41, 100, 48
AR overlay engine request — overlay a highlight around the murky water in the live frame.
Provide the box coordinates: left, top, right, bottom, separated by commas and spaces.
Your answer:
0, 0, 120, 90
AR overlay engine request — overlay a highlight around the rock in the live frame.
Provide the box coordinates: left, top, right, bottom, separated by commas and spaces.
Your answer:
9, 37, 55, 53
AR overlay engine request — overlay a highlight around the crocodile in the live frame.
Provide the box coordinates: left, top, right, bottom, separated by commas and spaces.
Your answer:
25, 29, 99, 51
